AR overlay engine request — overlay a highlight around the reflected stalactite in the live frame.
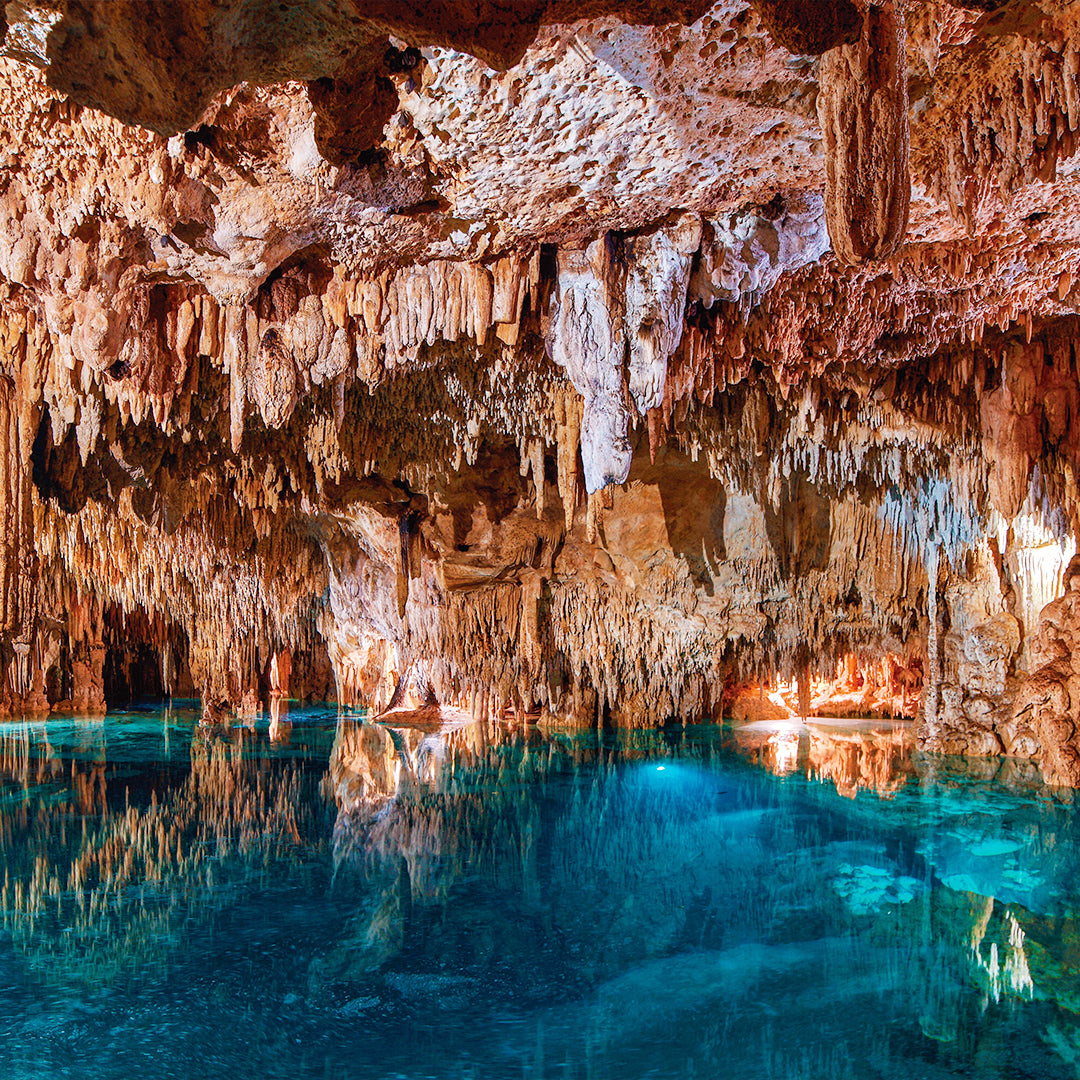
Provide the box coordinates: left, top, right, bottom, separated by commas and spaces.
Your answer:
316, 712, 1080, 1074
0, 708, 1079, 1074
731, 718, 914, 798
0, 717, 330, 987
806, 725, 913, 799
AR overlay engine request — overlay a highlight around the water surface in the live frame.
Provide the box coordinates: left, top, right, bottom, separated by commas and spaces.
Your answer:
1, 704, 1079, 1078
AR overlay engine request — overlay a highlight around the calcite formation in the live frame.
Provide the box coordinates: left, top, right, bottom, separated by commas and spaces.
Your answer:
4, 1, 1080, 779
817, 0, 911, 264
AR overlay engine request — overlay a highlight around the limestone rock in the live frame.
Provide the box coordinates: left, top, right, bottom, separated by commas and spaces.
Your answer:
690, 194, 830, 309
0, 0, 1079, 775
750, 0, 862, 55
1013, 558, 1080, 785
547, 238, 633, 493
817, 0, 910, 264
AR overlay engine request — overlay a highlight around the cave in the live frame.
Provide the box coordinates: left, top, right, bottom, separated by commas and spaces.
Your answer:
0, 1, 1079, 1075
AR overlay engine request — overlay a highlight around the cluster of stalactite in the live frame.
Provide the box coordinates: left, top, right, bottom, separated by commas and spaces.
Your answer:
35, 491, 331, 707
761, 3, 1080, 252
0, 372, 39, 710
4, 164, 1076, 505
732, 717, 914, 798
914, 27, 1080, 232
3, 230, 1080, 733
3, 0, 1080, 766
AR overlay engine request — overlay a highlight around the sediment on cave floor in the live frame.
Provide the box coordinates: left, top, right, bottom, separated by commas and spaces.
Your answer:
1, 1, 1080, 782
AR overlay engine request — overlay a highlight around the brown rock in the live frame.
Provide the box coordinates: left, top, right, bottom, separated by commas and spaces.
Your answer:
0, 0, 1078, 775
817, 0, 910, 263
750, 0, 862, 55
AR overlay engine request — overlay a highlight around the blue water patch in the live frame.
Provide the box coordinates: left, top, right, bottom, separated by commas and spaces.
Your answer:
0, 707, 1077, 1078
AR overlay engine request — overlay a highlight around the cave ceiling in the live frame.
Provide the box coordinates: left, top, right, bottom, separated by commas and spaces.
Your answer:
1, 1, 1080, 777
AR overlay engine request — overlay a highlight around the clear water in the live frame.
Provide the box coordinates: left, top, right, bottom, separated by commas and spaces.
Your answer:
2, 705, 1080, 1079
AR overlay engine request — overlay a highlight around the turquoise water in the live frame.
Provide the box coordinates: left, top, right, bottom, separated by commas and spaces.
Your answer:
1, 706, 1080, 1078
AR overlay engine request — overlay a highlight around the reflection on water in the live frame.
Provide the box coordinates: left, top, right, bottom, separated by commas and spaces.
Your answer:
733, 716, 915, 796
0, 705, 330, 997
1, 707, 1080, 1078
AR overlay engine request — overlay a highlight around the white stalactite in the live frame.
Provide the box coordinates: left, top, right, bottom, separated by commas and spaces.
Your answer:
625, 212, 702, 416
547, 237, 632, 493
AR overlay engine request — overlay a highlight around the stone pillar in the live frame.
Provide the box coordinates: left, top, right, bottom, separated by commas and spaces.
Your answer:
0, 376, 39, 709
269, 647, 292, 697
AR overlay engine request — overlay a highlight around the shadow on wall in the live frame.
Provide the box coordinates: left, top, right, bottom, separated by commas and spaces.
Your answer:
762, 471, 832, 581
614, 441, 727, 591
609, 441, 832, 591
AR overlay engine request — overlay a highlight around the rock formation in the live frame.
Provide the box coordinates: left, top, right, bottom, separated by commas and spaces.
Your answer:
817, 0, 911, 263
3, 1, 1080, 778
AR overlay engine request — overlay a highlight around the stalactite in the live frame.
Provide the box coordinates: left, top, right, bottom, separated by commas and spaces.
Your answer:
0, 5, 1079, 777
0, 377, 34, 643
817, 0, 910, 263
923, 542, 941, 736
547, 237, 631, 494
625, 213, 701, 417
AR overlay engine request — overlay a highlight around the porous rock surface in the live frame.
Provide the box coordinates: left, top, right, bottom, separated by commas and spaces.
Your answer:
3, 2, 1080, 779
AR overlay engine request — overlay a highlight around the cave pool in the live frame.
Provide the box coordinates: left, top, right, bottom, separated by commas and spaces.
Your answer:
0, 704, 1079, 1078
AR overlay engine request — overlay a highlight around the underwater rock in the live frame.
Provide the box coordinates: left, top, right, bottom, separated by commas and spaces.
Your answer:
832, 863, 922, 915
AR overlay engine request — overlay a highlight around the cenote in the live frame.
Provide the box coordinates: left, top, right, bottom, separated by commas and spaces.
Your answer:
8, 4, 1080, 1077
1, 706, 1078, 1079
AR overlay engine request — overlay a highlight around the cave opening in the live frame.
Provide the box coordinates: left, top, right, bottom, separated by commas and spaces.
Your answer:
100, 606, 195, 709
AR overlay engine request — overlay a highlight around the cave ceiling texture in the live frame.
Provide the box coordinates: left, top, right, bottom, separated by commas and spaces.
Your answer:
6, 0, 1080, 781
